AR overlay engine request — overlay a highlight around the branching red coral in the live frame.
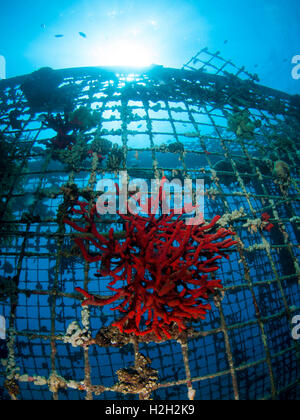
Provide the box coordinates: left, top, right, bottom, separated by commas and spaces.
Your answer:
64, 179, 237, 340
42, 113, 76, 149
261, 212, 274, 232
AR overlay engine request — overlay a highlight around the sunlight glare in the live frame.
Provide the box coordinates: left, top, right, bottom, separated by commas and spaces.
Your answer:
99, 40, 153, 67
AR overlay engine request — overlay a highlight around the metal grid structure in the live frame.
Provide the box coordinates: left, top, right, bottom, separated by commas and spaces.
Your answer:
0, 48, 300, 400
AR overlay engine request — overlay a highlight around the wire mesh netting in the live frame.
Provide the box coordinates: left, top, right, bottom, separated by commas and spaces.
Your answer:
0, 48, 300, 400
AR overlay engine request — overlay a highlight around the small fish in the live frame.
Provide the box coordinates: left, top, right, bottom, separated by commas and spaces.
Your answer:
79, 32, 87, 38
134, 151, 139, 160
40, 24, 46, 29
55, 34, 64, 38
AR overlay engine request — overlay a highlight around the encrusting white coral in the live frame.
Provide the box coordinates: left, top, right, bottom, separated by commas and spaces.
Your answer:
63, 308, 91, 347
217, 208, 246, 227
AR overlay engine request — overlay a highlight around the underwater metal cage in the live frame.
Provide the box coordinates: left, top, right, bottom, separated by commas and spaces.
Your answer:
0, 48, 300, 400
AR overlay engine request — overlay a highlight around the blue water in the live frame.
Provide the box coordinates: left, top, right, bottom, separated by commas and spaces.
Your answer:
0, 0, 300, 93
